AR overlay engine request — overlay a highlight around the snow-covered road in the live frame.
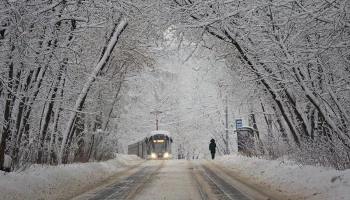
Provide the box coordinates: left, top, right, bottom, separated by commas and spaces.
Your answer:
72, 159, 281, 200
131, 160, 203, 200
72, 160, 204, 200
1, 154, 349, 200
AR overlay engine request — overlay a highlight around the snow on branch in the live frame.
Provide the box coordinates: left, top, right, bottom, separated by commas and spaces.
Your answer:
59, 19, 128, 164
31, 0, 66, 16
50, 16, 89, 24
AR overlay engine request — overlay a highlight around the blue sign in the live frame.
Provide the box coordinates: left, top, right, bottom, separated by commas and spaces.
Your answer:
236, 119, 242, 129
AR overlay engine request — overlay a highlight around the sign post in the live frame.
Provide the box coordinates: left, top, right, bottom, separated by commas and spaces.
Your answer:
236, 118, 242, 130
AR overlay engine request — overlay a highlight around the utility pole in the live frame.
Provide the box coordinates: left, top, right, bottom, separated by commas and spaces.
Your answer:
150, 110, 162, 130
225, 99, 229, 155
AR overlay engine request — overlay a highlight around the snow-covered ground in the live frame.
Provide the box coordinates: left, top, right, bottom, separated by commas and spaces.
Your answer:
0, 154, 143, 200
216, 155, 350, 200
1, 154, 349, 200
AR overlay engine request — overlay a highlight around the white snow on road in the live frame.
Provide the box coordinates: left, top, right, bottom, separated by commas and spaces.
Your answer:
1, 154, 349, 200
132, 160, 202, 200
216, 155, 350, 200
0, 154, 142, 200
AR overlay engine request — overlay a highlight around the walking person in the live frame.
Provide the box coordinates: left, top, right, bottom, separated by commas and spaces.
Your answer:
209, 139, 216, 160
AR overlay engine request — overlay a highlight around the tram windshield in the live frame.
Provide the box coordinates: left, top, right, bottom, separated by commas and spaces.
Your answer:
151, 134, 167, 153
153, 141, 165, 153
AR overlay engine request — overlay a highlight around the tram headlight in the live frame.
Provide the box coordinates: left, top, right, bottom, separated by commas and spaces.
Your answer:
151, 153, 157, 159
163, 152, 169, 158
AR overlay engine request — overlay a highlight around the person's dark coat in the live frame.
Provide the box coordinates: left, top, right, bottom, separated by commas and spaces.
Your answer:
209, 139, 216, 154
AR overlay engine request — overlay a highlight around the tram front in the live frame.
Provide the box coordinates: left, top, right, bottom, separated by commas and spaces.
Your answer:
148, 131, 172, 159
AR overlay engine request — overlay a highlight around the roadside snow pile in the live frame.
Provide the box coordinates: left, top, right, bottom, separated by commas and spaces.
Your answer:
216, 155, 350, 200
0, 154, 142, 200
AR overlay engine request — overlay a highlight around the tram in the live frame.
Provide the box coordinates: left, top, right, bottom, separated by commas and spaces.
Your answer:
128, 130, 173, 159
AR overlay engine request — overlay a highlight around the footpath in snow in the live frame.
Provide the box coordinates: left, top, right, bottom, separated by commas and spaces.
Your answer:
0, 154, 143, 200
216, 155, 350, 200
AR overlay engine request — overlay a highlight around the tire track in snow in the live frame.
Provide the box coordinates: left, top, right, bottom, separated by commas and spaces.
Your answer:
73, 161, 165, 200
197, 163, 251, 200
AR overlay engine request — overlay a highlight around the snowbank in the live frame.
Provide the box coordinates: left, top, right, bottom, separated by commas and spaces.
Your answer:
216, 155, 350, 200
0, 154, 142, 200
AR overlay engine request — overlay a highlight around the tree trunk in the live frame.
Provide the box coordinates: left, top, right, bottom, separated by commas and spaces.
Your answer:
59, 19, 128, 164
0, 62, 14, 171
37, 65, 64, 163
222, 26, 301, 146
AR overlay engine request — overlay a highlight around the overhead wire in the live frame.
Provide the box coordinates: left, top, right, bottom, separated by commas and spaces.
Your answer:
139, 106, 225, 128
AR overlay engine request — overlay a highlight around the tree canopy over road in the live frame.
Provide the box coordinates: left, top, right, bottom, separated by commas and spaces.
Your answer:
1, 0, 349, 171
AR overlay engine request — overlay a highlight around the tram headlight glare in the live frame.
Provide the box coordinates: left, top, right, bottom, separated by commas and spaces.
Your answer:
163, 152, 169, 158
151, 153, 157, 158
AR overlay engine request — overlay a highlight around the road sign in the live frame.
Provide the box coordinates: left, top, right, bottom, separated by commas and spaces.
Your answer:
236, 119, 242, 129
